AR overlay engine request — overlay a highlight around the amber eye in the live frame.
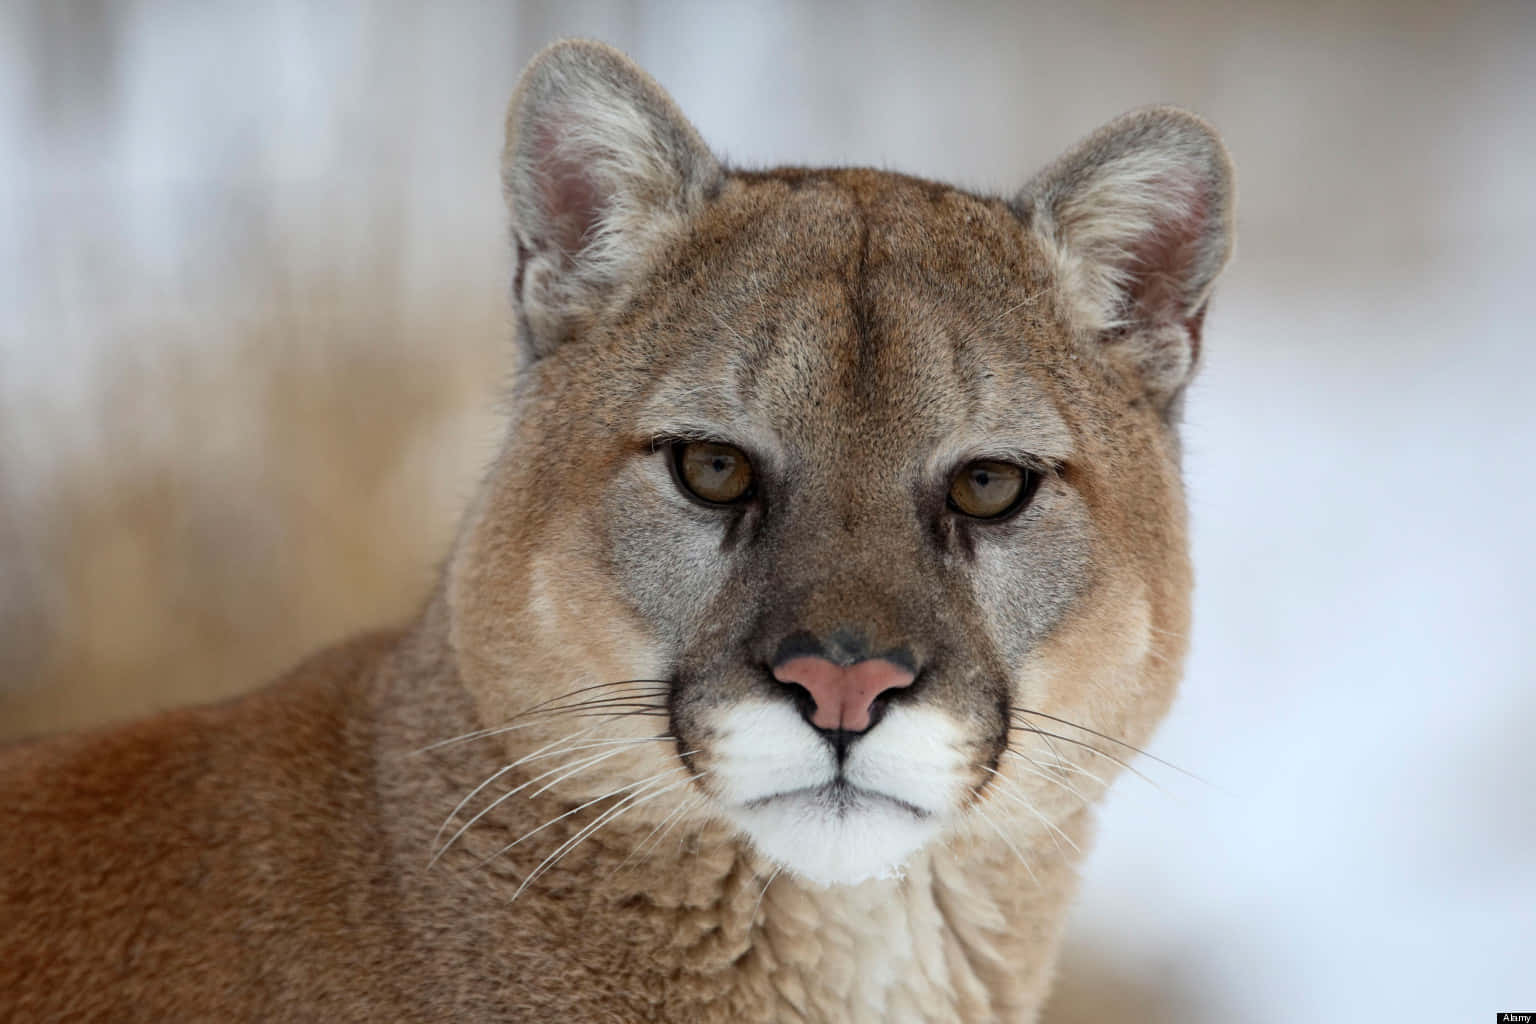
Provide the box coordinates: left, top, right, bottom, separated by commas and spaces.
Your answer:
947, 460, 1032, 519
672, 441, 754, 505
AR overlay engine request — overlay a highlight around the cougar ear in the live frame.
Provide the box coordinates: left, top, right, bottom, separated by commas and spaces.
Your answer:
503, 39, 723, 358
1017, 107, 1234, 412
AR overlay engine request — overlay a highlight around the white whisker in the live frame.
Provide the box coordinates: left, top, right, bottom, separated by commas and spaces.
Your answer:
750, 865, 783, 925
1000, 750, 1098, 804
607, 780, 710, 880
413, 718, 552, 756
432, 742, 657, 867
978, 765, 1080, 856
478, 759, 698, 872
1037, 736, 1166, 795
526, 741, 658, 799
431, 727, 598, 849
510, 770, 698, 902
973, 804, 1039, 886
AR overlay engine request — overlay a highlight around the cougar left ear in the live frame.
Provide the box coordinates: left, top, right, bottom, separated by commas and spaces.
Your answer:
503, 39, 723, 358
1016, 107, 1234, 412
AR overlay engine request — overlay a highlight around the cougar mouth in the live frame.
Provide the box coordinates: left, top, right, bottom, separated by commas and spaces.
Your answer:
740, 778, 933, 821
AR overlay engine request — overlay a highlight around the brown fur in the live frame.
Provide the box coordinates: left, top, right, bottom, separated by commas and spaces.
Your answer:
0, 40, 1232, 1022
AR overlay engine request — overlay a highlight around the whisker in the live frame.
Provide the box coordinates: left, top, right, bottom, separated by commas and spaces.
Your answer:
413, 679, 672, 754
413, 718, 557, 755
511, 678, 671, 717
646, 790, 710, 858
1005, 743, 1110, 790
509, 770, 698, 902
477, 776, 667, 873
431, 727, 597, 849
477, 759, 698, 872
568, 709, 670, 720
1010, 708, 1205, 782
1020, 752, 1105, 783
526, 739, 664, 799
533, 690, 671, 713
608, 786, 708, 880
972, 804, 1039, 885
751, 865, 783, 925
1011, 716, 1070, 771
996, 751, 1097, 804
1008, 728, 1169, 796
977, 765, 1080, 856
432, 741, 667, 867
555, 701, 668, 715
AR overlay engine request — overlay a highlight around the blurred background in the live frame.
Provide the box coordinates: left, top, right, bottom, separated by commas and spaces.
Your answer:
2, 1, 1531, 1019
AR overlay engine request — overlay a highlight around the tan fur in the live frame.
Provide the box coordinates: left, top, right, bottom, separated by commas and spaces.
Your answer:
0, 40, 1232, 1022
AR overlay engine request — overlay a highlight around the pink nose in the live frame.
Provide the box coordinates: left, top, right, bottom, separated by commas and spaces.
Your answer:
771, 656, 917, 733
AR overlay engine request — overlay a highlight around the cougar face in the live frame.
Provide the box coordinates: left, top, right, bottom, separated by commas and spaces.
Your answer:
600, 178, 1105, 885
449, 42, 1229, 887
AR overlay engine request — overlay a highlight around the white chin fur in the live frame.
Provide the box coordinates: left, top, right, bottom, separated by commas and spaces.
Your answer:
708, 700, 966, 887
728, 792, 942, 887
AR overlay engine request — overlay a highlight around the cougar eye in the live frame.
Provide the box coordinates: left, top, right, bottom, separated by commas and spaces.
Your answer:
947, 460, 1034, 519
671, 441, 754, 505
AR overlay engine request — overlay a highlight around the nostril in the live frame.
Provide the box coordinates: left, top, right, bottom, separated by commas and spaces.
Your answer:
771, 655, 845, 732
777, 678, 818, 724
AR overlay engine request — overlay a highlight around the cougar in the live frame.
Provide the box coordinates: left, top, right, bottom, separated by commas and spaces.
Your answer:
0, 39, 1233, 1023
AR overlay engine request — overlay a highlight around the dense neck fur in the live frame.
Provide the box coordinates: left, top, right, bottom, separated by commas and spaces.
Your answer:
366, 594, 1089, 1023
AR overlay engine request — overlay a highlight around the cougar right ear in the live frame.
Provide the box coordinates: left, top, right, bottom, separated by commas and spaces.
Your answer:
1016, 107, 1234, 413
502, 39, 723, 358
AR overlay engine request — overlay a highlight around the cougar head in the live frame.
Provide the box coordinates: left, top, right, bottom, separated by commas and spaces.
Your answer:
448, 40, 1233, 886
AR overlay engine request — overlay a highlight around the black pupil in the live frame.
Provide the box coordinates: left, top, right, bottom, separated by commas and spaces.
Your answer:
682, 443, 746, 501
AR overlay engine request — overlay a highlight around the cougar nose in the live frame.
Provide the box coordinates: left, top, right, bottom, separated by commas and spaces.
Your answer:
771, 656, 917, 733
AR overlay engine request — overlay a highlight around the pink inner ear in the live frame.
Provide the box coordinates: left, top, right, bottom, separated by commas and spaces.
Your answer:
1123, 174, 1211, 331
531, 118, 606, 261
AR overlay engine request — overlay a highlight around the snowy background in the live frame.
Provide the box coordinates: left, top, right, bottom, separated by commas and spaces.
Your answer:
2, 2, 1531, 1019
